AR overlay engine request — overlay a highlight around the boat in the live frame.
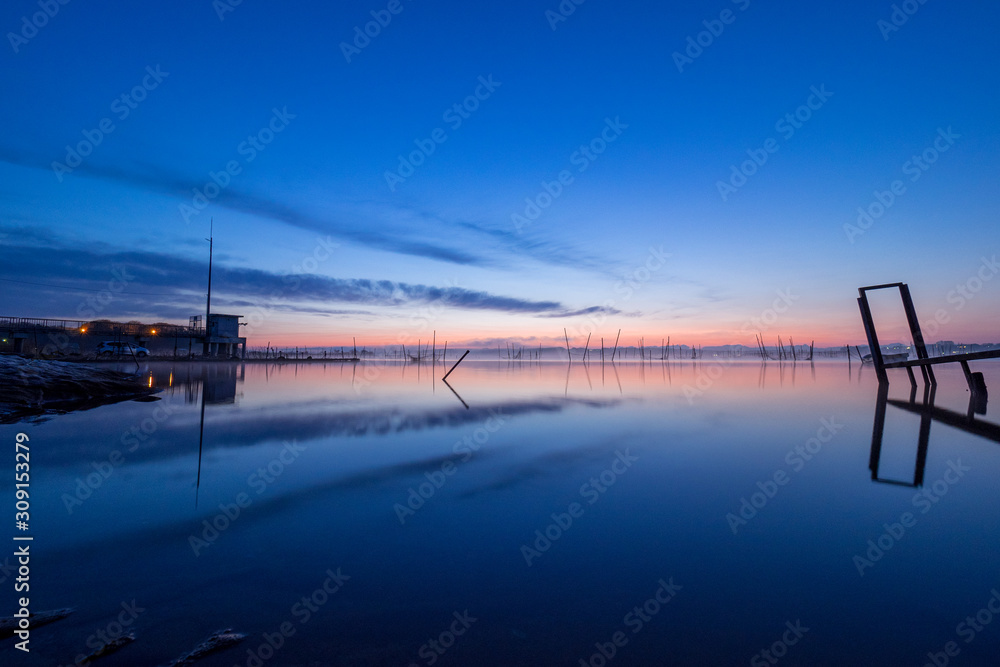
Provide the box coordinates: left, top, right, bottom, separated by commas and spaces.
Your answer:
861, 352, 909, 365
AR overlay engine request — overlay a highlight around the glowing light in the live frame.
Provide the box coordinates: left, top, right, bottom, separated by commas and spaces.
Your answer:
81, 327, 87, 333
148, 375, 153, 388
151, 329, 157, 335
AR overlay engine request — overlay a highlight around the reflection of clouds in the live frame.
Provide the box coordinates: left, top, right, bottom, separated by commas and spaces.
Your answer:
33, 396, 623, 468
46, 398, 626, 560
204, 397, 621, 449
456, 435, 638, 499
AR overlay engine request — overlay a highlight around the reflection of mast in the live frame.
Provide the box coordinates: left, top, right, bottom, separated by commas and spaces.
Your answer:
196, 376, 206, 508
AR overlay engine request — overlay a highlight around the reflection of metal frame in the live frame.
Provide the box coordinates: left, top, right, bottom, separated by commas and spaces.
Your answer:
868, 382, 1000, 487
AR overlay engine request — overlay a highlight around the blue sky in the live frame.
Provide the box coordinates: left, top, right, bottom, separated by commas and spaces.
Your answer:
2, 0, 998, 347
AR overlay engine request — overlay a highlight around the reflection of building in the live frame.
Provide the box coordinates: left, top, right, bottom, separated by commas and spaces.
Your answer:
203, 363, 240, 404
205, 314, 246, 358
149, 363, 244, 405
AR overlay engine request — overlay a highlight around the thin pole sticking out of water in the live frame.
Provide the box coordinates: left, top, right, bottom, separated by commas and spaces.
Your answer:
584, 333, 591, 362
612, 329, 621, 362
443, 350, 470, 380
564, 328, 571, 362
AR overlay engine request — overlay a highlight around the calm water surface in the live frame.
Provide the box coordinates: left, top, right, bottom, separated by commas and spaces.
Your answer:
2, 360, 999, 666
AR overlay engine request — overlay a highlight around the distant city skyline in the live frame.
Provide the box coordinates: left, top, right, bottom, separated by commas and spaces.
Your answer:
2, 0, 998, 348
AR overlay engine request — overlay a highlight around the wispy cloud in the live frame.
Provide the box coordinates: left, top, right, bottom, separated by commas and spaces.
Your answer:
0, 233, 619, 319
0, 148, 622, 275
0, 148, 488, 266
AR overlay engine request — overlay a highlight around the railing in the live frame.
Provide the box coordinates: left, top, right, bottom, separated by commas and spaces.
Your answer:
0, 317, 204, 338
0, 316, 87, 330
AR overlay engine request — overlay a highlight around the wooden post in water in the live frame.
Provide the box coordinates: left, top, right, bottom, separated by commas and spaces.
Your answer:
584, 333, 591, 362
442, 350, 470, 380
564, 328, 571, 362
612, 329, 621, 362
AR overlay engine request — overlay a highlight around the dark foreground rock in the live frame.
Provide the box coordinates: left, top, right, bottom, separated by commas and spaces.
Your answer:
0, 355, 158, 423
165, 628, 247, 665
0, 607, 74, 639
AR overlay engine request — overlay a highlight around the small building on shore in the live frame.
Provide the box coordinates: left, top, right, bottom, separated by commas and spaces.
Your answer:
205, 314, 246, 358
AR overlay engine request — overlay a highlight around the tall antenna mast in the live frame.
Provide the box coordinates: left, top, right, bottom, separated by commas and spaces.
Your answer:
204, 219, 213, 355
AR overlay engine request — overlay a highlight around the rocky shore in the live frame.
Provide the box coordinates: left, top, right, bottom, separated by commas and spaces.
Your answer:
0, 355, 158, 423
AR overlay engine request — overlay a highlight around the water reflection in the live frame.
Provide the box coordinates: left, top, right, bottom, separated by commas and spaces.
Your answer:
5, 359, 1000, 665
869, 380, 1000, 488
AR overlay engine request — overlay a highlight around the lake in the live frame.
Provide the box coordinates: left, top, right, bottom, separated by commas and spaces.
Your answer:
2, 359, 999, 666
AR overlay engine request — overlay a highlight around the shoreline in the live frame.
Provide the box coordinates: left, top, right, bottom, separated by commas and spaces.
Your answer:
0, 356, 160, 424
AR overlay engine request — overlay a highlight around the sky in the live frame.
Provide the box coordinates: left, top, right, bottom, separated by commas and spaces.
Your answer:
1, 0, 999, 349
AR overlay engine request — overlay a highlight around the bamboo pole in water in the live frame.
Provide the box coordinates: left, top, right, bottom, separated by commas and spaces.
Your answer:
443, 350, 470, 380
564, 328, 571, 361
612, 329, 621, 362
